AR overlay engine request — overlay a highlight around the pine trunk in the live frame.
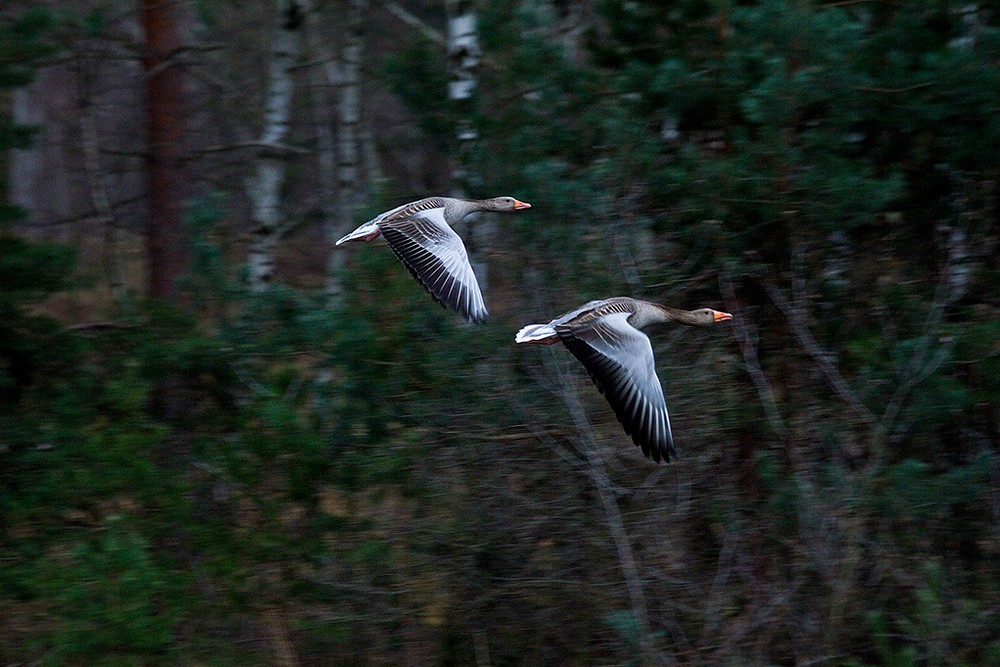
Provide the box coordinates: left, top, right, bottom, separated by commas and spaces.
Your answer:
142, 0, 187, 300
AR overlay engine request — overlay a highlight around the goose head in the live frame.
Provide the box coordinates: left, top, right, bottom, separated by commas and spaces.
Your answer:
482, 196, 531, 212
690, 308, 734, 326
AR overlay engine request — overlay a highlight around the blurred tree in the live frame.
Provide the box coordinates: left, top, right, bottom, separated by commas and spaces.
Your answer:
446, 0, 480, 193
247, 0, 304, 292
303, 0, 368, 299
0, 7, 74, 407
141, 0, 189, 300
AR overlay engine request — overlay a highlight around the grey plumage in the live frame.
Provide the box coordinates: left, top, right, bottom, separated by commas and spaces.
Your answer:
516, 297, 732, 463
336, 196, 530, 323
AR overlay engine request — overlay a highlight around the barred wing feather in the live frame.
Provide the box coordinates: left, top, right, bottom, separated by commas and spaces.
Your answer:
378, 208, 488, 323
557, 311, 676, 462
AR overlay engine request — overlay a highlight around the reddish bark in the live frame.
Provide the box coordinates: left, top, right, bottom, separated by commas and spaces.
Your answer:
142, 0, 187, 300
142, 1, 191, 433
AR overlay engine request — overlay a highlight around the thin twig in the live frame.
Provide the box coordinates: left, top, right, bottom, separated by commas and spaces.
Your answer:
700, 530, 737, 642
822, 0, 877, 6
854, 82, 936, 94
66, 321, 137, 331
382, 1, 445, 46
196, 140, 311, 156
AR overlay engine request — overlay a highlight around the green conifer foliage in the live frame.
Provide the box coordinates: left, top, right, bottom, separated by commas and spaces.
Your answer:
0, 9, 74, 406
385, 1, 1000, 662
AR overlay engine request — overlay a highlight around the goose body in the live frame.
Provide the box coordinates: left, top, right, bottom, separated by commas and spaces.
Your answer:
516, 297, 732, 463
336, 196, 530, 323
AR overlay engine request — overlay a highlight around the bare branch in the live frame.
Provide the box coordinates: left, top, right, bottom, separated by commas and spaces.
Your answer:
854, 82, 936, 94
720, 272, 789, 440
542, 354, 674, 666
382, 2, 446, 46
196, 140, 312, 156
766, 283, 878, 427
881, 219, 969, 440
66, 321, 137, 332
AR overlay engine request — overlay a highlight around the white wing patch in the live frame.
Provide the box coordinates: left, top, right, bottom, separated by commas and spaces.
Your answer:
557, 311, 675, 462
378, 206, 488, 323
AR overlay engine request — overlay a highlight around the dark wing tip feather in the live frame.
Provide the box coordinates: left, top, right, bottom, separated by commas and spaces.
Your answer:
558, 330, 675, 464
381, 226, 487, 324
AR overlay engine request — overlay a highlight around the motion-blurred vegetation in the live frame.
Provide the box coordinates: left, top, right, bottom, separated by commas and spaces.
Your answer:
2, 1, 1000, 665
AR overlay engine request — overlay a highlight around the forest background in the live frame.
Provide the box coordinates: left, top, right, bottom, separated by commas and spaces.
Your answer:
2, 1, 1000, 665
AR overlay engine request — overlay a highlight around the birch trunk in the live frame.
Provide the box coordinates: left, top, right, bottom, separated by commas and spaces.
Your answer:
325, 0, 365, 300
247, 0, 303, 292
299, 0, 365, 300
950, 3, 980, 50
446, 0, 480, 193
299, 0, 339, 296
446, 0, 491, 295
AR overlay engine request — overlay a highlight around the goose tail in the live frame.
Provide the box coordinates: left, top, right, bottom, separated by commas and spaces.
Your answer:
515, 323, 559, 345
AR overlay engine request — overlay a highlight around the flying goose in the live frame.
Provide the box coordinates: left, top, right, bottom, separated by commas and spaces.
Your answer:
336, 196, 531, 323
516, 297, 732, 463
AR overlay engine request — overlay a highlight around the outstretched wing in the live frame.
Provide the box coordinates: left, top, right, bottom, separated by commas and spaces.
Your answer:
557, 311, 675, 462
378, 206, 488, 323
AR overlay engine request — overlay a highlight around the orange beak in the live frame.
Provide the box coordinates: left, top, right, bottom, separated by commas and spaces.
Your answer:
513, 199, 531, 210
713, 310, 733, 322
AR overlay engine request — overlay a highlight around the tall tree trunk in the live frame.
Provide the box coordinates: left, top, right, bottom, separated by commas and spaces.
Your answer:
142, 0, 188, 300
336, 0, 363, 222
75, 51, 126, 305
548, 0, 590, 64
446, 0, 490, 295
247, 0, 304, 292
308, 57, 340, 300
142, 0, 192, 447
446, 0, 479, 194
322, 0, 365, 300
